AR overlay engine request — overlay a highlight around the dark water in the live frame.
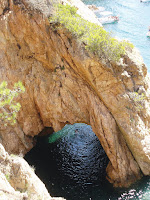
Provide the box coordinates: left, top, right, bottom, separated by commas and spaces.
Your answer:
25, 124, 150, 200
25, 123, 109, 199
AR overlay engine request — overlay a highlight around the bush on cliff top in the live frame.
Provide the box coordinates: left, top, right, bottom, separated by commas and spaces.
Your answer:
49, 4, 134, 61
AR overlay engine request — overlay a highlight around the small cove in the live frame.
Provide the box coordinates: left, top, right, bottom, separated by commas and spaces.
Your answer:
25, 124, 150, 200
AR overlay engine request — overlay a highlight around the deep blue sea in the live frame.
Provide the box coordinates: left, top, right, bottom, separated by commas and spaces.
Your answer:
83, 0, 150, 71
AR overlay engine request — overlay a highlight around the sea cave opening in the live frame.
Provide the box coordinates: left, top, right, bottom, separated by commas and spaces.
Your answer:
24, 123, 112, 200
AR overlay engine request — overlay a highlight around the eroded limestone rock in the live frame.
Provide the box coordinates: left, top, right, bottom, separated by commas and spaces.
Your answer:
0, 0, 150, 187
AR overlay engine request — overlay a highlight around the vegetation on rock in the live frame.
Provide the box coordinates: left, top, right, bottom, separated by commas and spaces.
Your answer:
49, 4, 134, 61
0, 81, 25, 126
49, 124, 76, 143
130, 92, 146, 111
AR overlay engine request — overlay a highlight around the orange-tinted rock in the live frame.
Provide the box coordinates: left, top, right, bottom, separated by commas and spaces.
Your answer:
0, 0, 150, 187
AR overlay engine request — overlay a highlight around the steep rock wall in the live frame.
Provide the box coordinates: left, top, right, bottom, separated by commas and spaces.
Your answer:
0, 0, 150, 187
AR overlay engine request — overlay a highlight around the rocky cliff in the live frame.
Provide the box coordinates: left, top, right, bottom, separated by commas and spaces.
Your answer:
0, 0, 150, 189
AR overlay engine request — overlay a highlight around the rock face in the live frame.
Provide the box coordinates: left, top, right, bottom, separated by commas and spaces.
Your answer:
0, 0, 150, 188
0, 144, 65, 200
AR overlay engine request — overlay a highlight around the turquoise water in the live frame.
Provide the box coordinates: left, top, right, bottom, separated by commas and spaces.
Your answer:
83, 0, 150, 71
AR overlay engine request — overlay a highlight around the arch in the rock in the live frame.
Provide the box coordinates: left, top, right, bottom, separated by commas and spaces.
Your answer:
25, 123, 109, 194
0, 0, 145, 187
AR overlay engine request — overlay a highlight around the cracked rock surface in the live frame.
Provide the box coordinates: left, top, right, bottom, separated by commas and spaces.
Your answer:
0, 0, 150, 188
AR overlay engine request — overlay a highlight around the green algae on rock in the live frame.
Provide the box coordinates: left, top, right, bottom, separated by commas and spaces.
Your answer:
49, 123, 83, 143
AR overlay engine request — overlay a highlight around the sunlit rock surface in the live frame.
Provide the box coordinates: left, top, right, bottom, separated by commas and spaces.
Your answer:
0, 0, 150, 187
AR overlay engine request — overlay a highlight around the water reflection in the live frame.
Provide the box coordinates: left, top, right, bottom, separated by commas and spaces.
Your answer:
25, 123, 109, 199
25, 123, 150, 200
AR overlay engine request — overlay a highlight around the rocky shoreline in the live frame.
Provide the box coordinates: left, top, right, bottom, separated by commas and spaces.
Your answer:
0, 0, 150, 198
0, 144, 65, 199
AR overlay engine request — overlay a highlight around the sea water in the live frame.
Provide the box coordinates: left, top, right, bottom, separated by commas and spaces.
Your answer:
83, 0, 150, 71
25, 124, 150, 200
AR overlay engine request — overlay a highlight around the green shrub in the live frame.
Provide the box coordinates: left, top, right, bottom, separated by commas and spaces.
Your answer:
5, 173, 10, 181
130, 92, 146, 111
0, 81, 25, 126
49, 4, 134, 61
